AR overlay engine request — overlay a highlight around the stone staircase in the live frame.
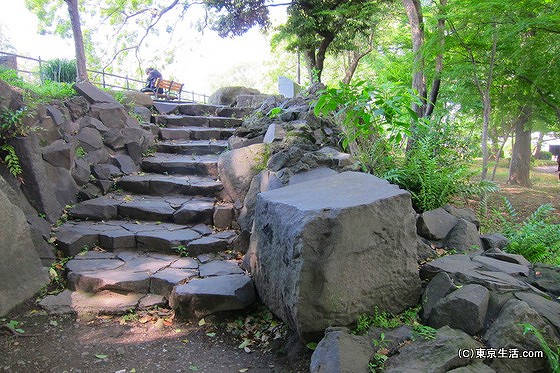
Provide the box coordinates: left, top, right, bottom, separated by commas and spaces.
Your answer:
42, 103, 256, 319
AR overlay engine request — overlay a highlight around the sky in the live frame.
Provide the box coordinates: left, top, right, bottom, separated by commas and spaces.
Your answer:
0, 1, 289, 95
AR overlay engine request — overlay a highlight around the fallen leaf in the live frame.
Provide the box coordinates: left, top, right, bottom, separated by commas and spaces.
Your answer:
239, 369, 249, 372
206, 332, 216, 337
182, 339, 190, 344
238, 339, 251, 349
49, 320, 58, 327
95, 354, 108, 359
198, 318, 206, 326
306, 342, 318, 351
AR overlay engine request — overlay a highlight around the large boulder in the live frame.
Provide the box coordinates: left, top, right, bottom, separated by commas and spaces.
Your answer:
484, 299, 554, 372
310, 327, 373, 373
217, 143, 268, 205
384, 326, 483, 373
0, 181, 49, 316
208, 86, 261, 106
246, 171, 421, 342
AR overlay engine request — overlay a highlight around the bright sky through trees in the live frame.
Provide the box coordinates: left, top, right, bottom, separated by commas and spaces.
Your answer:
0, 0, 288, 94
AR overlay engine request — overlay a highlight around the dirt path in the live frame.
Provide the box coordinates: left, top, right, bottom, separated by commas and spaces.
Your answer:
1, 301, 310, 373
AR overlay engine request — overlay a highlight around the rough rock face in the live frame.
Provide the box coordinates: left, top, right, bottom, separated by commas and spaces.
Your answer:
310, 327, 373, 373
247, 171, 421, 341
208, 86, 261, 106
217, 143, 268, 205
0, 182, 49, 316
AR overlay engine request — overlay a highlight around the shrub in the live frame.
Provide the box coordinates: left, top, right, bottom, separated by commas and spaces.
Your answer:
499, 200, 560, 265
0, 66, 76, 102
40, 58, 77, 83
314, 81, 420, 175
536, 150, 552, 160
384, 122, 483, 212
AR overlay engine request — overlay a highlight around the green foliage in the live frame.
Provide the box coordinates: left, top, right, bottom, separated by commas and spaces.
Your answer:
499, 201, 560, 265
536, 151, 552, 161
384, 123, 478, 212
173, 245, 189, 257
1, 144, 22, 177
314, 81, 419, 175
5, 319, 25, 334
353, 305, 424, 334
520, 323, 560, 372
267, 107, 283, 119
0, 108, 27, 178
368, 352, 388, 372
0, 67, 76, 102
75, 146, 86, 159
40, 58, 77, 83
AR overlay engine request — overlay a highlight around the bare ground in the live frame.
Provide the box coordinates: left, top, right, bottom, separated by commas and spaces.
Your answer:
1, 300, 311, 373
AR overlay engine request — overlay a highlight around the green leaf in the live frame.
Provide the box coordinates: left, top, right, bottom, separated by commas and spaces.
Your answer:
306, 342, 318, 350
95, 354, 108, 359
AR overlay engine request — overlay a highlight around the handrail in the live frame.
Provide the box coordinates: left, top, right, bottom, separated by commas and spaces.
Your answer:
0, 51, 209, 103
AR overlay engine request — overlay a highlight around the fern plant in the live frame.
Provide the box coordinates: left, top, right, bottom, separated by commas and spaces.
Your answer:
1, 144, 22, 177
384, 123, 477, 212
499, 200, 560, 265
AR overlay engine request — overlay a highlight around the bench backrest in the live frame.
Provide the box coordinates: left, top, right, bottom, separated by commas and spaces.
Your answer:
154, 78, 184, 94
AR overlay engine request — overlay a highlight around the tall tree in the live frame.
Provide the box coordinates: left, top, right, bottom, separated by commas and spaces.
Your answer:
64, 0, 88, 81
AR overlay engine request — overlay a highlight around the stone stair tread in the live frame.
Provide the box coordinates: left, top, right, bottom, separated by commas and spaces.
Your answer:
68, 193, 218, 222
170, 273, 256, 320
39, 289, 167, 315
159, 115, 243, 128
64, 251, 250, 303
156, 140, 228, 155
159, 126, 236, 141
141, 152, 219, 176
56, 219, 236, 256
118, 173, 222, 196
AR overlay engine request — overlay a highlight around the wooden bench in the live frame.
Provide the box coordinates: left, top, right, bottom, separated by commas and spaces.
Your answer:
151, 78, 184, 100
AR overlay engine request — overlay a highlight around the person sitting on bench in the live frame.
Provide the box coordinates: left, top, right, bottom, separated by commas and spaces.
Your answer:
141, 67, 163, 94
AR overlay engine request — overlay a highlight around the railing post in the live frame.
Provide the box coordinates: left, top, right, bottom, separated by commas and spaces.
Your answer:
38, 56, 43, 83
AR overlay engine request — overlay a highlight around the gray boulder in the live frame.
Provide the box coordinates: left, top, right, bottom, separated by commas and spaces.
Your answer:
417, 207, 458, 241
0, 182, 49, 316
217, 143, 268, 204
208, 86, 261, 106
480, 233, 509, 251
484, 299, 554, 372
384, 326, 483, 373
310, 327, 373, 373
428, 284, 490, 335
421, 272, 458, 322
444, 219, 481, 253
528, 264, 560, 296
247, 171, 421, 341
169, 274, 256, 319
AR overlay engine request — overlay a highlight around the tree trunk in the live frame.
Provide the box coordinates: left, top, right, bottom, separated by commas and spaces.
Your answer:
534, 131, 544, 159
508, 105, 533, 187
480, 91, 491, 180
403, 0, 426, 116
65, 0, 88, 82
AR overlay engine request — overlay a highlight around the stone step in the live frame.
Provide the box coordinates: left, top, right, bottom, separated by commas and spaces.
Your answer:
65, 250, 248, 297
156, 140, 228, 155
55, 220, 238, 256
142, 153, 219, 176
118, 173, 222, 197
156, 115, 243, 128
39, 251, 255, 318
176, 103, 254, 119
159, 126, 236, 141
68, 194, 229, 225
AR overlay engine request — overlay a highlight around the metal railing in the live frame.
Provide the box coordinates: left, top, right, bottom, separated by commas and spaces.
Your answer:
0, 51, 208, 103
